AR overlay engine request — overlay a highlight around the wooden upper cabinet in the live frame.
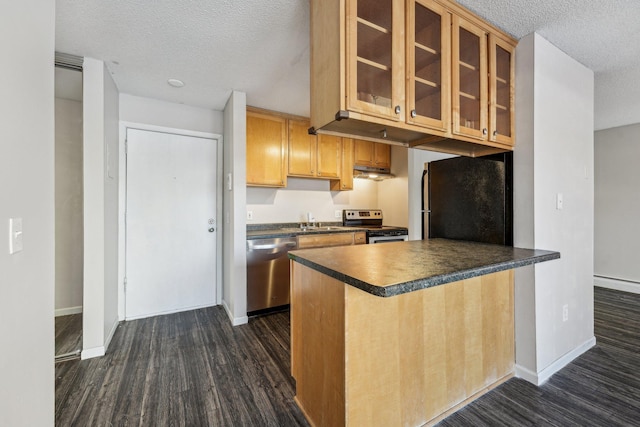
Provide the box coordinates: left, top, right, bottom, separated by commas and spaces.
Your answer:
288, 119, 317, 177
246, 110, 287, 187
289, 119, 341, 179
489, 34, 515, 146
346, 0, 405, 121
354, 139, 391, 169
331, 138, 355, 191
316, 134, 342, 178
452, 15, 488, 141
310, 0, 517, 157
406, 0, 451, 132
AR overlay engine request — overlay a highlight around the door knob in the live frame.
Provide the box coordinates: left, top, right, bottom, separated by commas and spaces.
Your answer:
411, 110, 417, 118
208, 228, 215, 233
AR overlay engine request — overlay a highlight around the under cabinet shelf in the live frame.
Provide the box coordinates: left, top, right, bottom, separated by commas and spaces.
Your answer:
356, 17, 391, 34
415, 42, 437, 55
459, 91, 478, 101
459, 60, 478, 72
415, 76, 438, 89
357, 56, 390, 72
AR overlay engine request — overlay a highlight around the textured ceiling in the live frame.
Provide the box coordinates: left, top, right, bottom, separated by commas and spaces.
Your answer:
56, 0, 640, 130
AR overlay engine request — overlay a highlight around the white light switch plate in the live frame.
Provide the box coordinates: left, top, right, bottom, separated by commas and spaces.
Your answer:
556, 193, 563, 210
335, 210, 342, 218
9, 218, 23, 254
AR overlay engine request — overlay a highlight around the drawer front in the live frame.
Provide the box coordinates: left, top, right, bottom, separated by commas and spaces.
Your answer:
354, 232, 367, 245
297, 233, 355, 249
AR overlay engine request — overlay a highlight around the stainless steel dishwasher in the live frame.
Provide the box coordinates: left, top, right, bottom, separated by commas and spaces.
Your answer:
246, 237, 297, 314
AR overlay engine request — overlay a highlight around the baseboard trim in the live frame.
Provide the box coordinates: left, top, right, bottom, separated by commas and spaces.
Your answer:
81, 346, 105, 360
222, 300, 248, 326
594, 276, 640, 294
55, 306, 83, 317
515, 336, 596, 385
104, 319, 119, 353
124, 302, 216, 321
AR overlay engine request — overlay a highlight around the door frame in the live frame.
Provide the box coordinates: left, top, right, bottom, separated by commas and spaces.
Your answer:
118, 122, 224, 320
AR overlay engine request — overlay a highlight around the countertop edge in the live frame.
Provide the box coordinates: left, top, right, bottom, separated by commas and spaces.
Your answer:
289, 249, 560, 297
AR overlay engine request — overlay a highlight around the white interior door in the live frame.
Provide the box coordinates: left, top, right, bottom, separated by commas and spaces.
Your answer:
125, 128, 217, 320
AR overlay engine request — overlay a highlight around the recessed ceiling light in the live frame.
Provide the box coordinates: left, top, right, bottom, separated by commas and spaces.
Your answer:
167, 78, 185, 88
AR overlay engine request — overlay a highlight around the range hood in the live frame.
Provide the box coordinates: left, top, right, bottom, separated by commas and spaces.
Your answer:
353, 165, 395, 181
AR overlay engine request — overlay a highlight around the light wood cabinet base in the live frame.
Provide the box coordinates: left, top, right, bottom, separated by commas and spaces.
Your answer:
291, 264, 515, 427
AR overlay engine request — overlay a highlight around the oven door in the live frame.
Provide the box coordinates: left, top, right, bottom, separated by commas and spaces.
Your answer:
368, 235, 409, 244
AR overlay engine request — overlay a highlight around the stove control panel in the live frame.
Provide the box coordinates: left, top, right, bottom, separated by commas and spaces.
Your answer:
343, 209, 383, 220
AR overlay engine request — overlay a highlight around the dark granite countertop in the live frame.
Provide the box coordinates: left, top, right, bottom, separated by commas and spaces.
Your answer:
288, 238, 560, 297
247, 223, 366, 240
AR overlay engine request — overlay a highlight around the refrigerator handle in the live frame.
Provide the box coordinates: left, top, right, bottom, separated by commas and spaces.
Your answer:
421, 168, 428, 240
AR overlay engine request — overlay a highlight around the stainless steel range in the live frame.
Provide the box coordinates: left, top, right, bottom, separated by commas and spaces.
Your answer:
342, 209, 409, 244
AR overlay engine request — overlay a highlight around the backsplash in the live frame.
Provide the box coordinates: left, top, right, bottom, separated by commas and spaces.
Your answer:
246, 177, 378, 224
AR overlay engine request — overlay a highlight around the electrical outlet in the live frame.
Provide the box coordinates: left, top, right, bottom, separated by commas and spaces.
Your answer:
247, 210, 253, 220
335, 210, 342, 218
562, 304, 569, 322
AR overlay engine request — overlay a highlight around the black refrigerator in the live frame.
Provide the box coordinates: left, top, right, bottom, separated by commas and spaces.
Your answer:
422, 153, 513, 245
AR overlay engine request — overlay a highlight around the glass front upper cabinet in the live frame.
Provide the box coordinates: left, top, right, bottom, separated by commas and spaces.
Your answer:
452, 15, 487, 141
489, 34, 515, 145
347, 0, 405, 122
407, 0, 450, 131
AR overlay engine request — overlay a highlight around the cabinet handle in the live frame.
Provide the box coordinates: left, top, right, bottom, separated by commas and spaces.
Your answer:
394, 105, 401, 115
483, 128, 488, 135
410, 109, 417, 118
493, 130, 498, 137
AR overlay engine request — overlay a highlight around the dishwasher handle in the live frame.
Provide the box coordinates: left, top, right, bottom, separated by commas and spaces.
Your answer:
247, 239, 298, 261
248, 242, 297, 252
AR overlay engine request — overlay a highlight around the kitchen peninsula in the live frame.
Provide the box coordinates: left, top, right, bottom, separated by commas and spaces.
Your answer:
288, 239, 559, 426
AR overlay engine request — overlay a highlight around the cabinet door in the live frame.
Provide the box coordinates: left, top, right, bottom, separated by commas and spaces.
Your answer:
407, 0, 450, 132
246, 111, 287, 187
331, 138, 354, 191
297, 233, 355, 249
317, 134, 342, 178
489, 34, 515, 146
288, 119, 317, 177
452, 15, 487, 141
373, 143, 391, 169
346, 0, 405, 121
353, 139, 374, 166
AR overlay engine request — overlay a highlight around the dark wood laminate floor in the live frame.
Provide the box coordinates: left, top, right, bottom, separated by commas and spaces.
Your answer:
56, 287, 640, 426
55, 313, 82, 360
55, 307, 308, 426
436, 286, 640, 427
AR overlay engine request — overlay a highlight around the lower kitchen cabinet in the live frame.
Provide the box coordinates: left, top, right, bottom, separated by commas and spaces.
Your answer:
297, 232, 363, 249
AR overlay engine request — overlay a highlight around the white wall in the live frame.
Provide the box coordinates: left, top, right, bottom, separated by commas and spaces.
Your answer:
514, 33, 595, 385
120, 93, 223, 134
247, 178, 378, 224
55, 97, 84, 314
82, 58, 120, 359
103, 62, 120, 347
378, 145, 409, 228
0, 1, 55, 425
594, 123, 640, 293
406, 148, 456, 240
223, 91, 249, 325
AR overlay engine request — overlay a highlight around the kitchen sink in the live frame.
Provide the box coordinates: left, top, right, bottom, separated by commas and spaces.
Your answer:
279, 226, 345, 232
